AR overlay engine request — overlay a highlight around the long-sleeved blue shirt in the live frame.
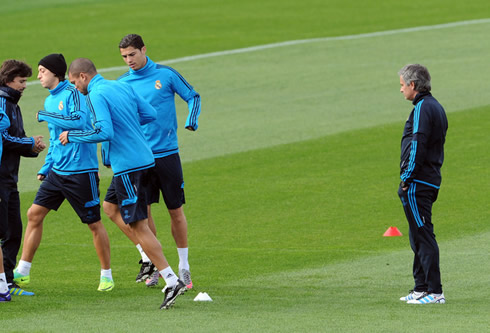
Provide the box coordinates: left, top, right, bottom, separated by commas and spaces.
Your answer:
37, 80, 98, 176
400, 92, 448, 188
67, 74, 156, 176
118, 57, 201, 158
0, 105, 10, 166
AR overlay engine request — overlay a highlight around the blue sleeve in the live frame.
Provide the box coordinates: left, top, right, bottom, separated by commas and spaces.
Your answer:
400, 101, 429, 183
0, 109, 10, 131
66, 92, 114, 144
170, 70, 201, 131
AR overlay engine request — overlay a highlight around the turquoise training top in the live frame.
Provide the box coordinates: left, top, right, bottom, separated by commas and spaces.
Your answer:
118, 57, 201, 158
37, 80, 98, 176
67, 74, 156, 176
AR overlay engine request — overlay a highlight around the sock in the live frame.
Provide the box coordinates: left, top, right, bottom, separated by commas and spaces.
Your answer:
136, 244, 150, 263
17, 260, 32, 276
177, 248, 189, 271
160, 267, 178, 287
100, 269, 112, 280
0, 273, 8, 293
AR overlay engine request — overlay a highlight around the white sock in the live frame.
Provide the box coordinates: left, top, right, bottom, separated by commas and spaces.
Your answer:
160, 267, 178, 287
100, 269, 112, 280
136, 244, 150, 263
0, 273, 8, 293
17, 260, 32, 276
177, 248, 189, 271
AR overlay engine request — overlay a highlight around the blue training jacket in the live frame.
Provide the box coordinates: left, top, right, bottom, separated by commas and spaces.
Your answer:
67, 74, 156, 176
400, 92, 448, 188
37, 80, 98, 176
118, 57, 201, 158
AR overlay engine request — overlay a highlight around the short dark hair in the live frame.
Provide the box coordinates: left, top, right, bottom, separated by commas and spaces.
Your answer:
0, 60, 32, 86
119, 34, 145, 50
68, 58, 97, 77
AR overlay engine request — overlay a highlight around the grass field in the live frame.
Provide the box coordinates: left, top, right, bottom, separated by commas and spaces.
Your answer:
2, 0, 490, 332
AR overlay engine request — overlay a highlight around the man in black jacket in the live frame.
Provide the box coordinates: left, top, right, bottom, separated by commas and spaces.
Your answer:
397, 64, 448, 305
0, 59, 45, 296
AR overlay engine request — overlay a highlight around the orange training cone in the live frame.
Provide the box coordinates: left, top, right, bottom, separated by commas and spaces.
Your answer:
383, 226, 403, 237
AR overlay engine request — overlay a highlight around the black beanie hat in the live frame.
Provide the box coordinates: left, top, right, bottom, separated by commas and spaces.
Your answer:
39, 53, 67, 78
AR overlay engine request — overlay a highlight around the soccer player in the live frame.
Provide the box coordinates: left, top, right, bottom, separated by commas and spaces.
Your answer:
60, 58, 186, 309
12, 54, 114, 292
397, 64, 447, 304
0, 59, 45, 297
112, 34, 201, 288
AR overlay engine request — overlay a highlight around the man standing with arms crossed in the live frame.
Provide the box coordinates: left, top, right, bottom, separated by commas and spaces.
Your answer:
60, 58, 186, 309
13, 54, 114, 292
397, 64, 448, 304
0, 59, 45, 297
110, 34, 201, 288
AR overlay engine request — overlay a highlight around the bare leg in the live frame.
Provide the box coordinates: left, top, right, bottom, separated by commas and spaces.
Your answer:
103, 201, 139, 246
168, 207, 188, 248
20, 204, 50, 262
129, 219, 169, 271
87, 221, 111, 270
147, 205, 157, 236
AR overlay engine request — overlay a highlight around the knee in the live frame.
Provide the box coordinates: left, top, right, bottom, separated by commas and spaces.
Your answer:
103, 201, 118, 220
27, 205, 45, 226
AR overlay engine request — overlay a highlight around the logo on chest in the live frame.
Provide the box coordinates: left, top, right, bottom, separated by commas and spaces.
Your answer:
59, 101, 64, 111
155, 80, 162, 90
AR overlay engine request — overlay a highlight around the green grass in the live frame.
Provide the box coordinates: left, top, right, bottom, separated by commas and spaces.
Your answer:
2, 0, 490, 331
3, 0, 490, 69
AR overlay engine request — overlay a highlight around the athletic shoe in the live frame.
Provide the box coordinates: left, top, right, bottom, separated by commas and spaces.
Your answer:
407, 292, 445, 304
399, 290, 425, 301
13, 268, 30, 287
159, 279, 186, 310
179, 268, 193, 290
145, 270, 160, 287
97, 277, 115, 292
9, 283, 34, 296
0, 291, 11, 302
136, 260, 157, 283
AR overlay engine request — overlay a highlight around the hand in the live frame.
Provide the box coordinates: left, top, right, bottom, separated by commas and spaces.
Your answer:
59, 131, 69, 145
32, 135, 46, 153
37, 174, 45, 181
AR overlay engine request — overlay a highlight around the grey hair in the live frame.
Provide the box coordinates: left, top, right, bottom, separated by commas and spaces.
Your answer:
398, 64, 431, 92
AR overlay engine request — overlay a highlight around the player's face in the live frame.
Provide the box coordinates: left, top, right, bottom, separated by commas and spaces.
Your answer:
120, 46, 147, 71
38, 65, 59, 90
399, 76, 417, 101
69, 72, 88, 95
6, 76, 29, 95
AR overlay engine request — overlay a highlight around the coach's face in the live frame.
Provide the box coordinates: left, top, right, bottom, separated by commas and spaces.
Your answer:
399, 76, 417, 101
120, 46, 147, 71
69, 72, 89, 95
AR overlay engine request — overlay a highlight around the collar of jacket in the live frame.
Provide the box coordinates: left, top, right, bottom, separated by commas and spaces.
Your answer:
412, 91, 431, 105
0, 85, 21, 104
130, 56, 154, 76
